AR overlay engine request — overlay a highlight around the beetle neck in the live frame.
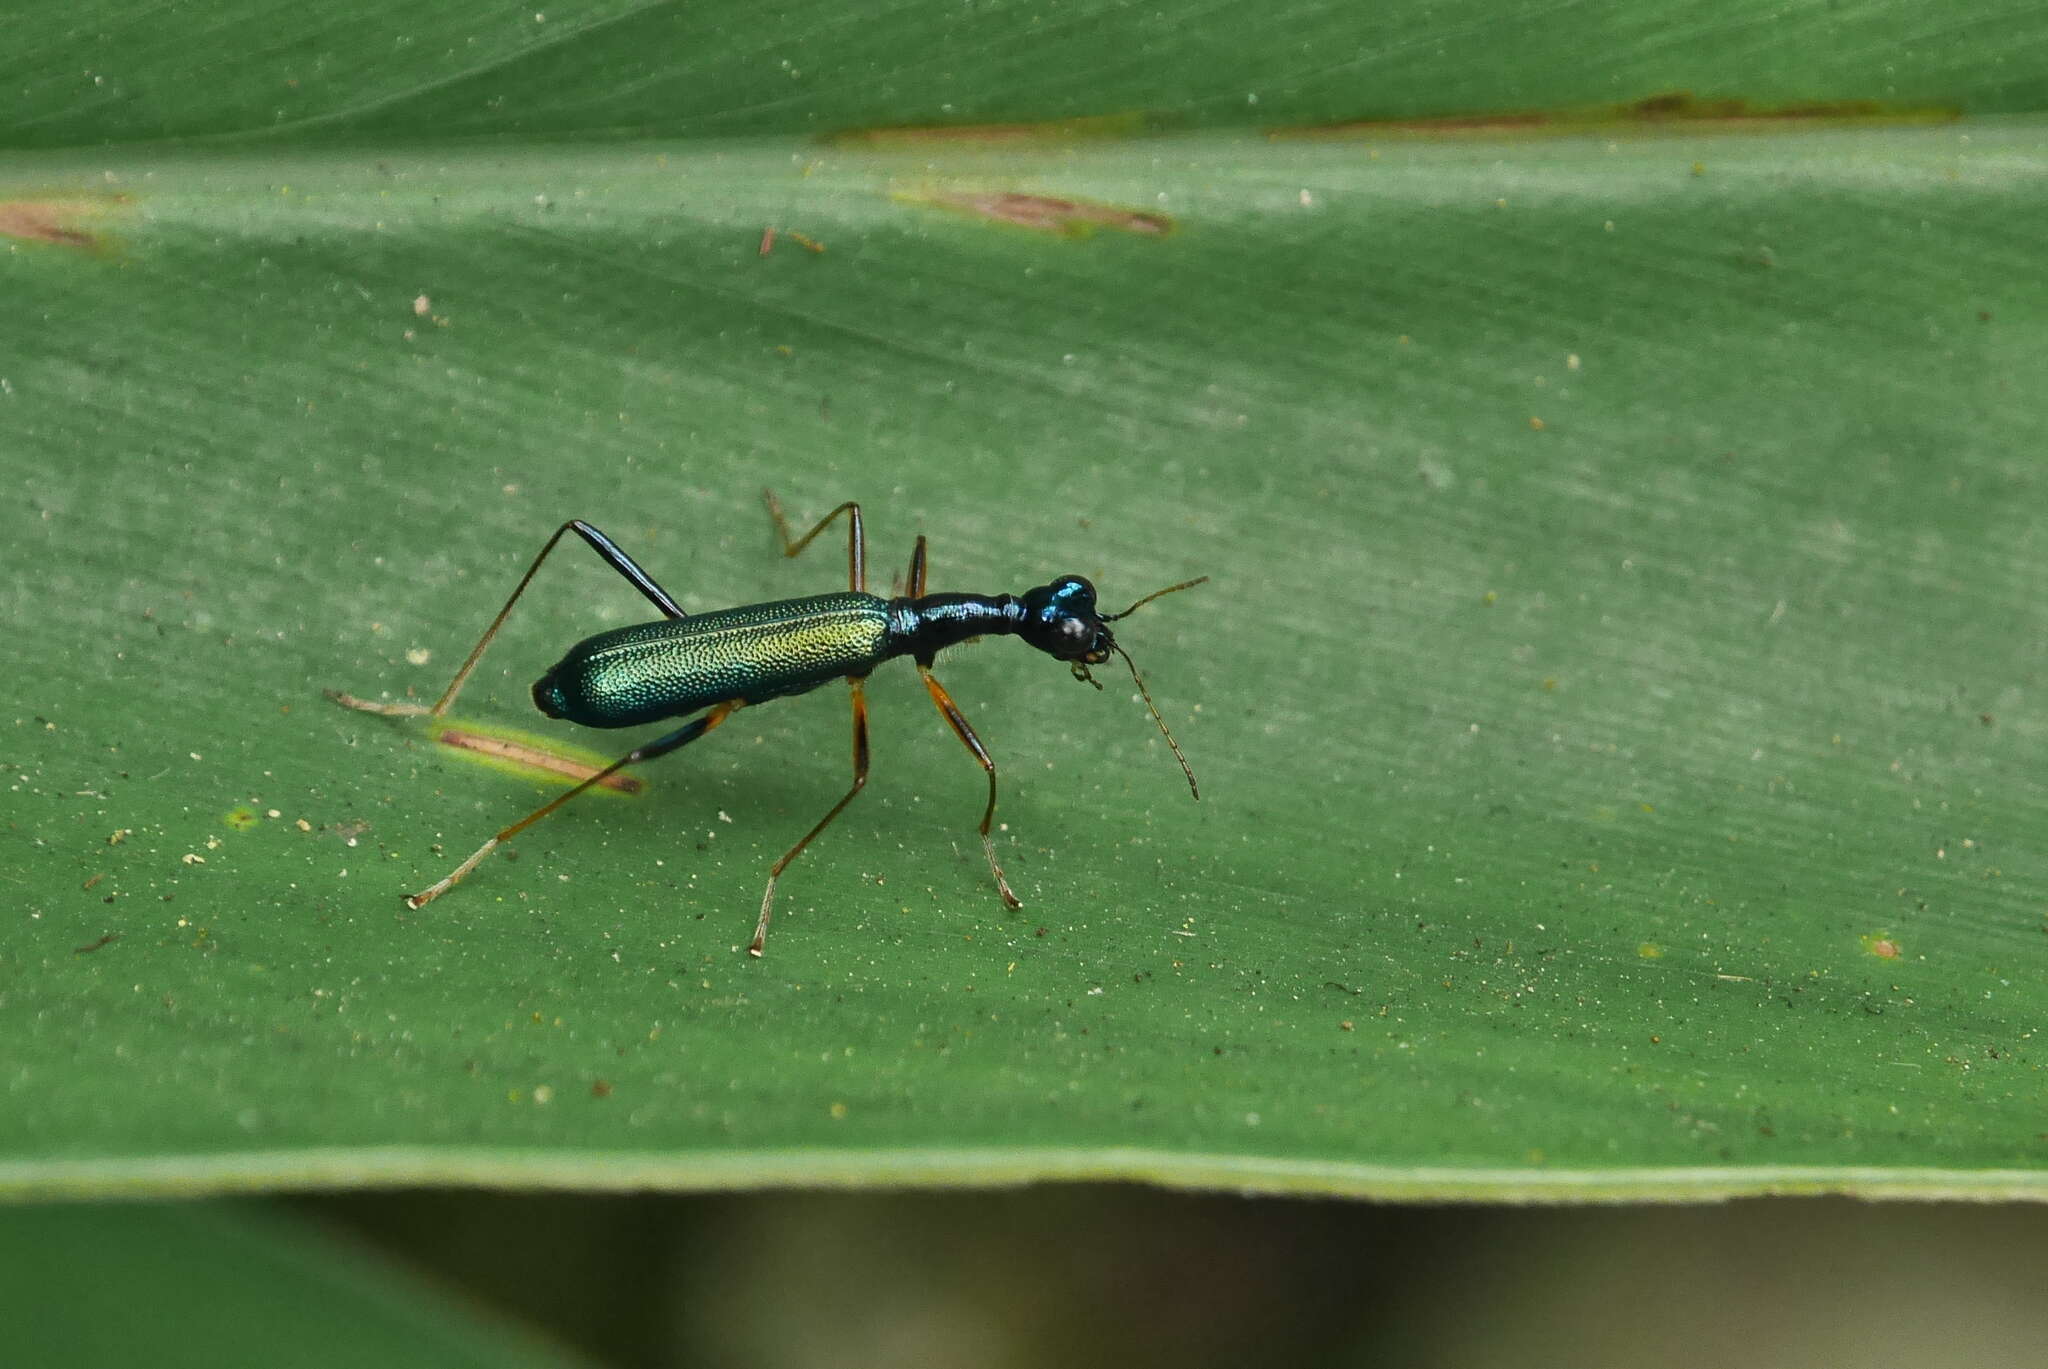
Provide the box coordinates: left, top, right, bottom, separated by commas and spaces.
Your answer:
888, 592, 1024, 665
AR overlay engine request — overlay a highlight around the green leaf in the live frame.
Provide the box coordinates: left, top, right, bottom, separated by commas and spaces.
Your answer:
5, 15, 2047, 1203
0, 1201, 589, 1368
4, 0, 2039, 147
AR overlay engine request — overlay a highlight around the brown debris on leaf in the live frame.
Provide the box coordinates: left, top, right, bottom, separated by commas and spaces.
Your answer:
1275, 92, 1955, 139
0, 195, 130, 251
902, 190, 1172, 238
828, 114, 1148, 147
436, 728, 645, 793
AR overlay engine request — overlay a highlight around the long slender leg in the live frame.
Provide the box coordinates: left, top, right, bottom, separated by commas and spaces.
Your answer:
917, 665, 1022, 910
762, 490, 865, 592
906, 534, 928, 597
407, 701, 741, 908
751, 677, 869, 957
330, 520, 687, 720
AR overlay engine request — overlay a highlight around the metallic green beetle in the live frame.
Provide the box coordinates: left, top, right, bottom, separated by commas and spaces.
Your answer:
332, 492, 1203, 955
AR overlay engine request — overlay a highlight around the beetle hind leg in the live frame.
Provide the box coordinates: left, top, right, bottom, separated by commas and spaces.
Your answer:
405, 702, 740, 909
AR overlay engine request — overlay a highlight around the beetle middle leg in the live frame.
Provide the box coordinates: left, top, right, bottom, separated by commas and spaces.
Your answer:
751, 676, 870, 956
763, 489, 865, 592
906, 534, 929, 596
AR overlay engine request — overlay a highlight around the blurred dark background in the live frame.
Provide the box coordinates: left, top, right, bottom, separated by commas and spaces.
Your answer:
299, 1189, 2048, 1367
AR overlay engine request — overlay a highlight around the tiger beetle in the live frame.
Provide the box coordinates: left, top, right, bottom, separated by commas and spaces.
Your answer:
330, 491, 1205, 956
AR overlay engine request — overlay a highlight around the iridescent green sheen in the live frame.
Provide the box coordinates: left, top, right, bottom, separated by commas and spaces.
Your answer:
533, 592, 892, 728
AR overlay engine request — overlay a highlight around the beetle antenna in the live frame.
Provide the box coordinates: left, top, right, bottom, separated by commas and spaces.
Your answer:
1112, 644, 1199, 800
1103, 575, 1209, 621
